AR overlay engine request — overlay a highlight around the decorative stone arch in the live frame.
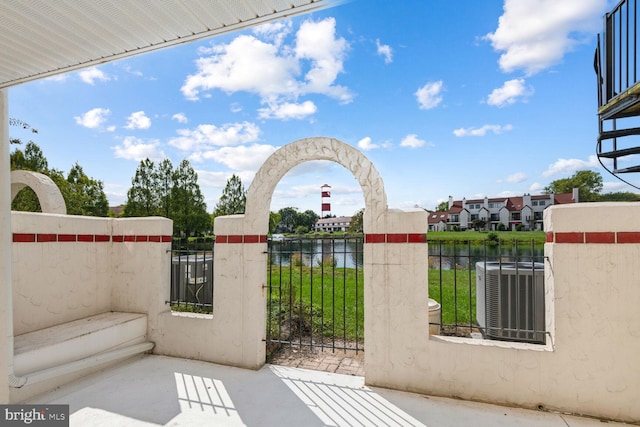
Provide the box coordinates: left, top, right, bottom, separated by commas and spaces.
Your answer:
244, 137, 388, 234
211, 137, 429, 374
10, 170, 66, 214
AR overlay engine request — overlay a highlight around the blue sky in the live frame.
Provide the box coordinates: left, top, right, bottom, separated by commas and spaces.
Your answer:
8, 0, 626, 217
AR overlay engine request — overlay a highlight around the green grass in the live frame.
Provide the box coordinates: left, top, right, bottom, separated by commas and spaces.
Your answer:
266, 265, 475, 340
428, 269, 476, 326
267, 265, 364, 342
428, 230, 545, 244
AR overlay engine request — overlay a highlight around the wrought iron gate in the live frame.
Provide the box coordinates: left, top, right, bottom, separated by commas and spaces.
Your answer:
266, 235, 364, 358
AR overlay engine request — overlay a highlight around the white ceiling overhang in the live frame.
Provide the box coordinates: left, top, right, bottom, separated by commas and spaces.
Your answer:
0, 0, 333, 89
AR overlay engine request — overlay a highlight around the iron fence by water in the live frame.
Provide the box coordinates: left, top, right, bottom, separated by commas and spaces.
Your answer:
429, 239, 548, 344
169, 237, 214, 313
266, 235, 364, 358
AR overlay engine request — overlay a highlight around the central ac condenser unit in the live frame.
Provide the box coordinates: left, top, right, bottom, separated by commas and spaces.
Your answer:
476, 262, 545, 344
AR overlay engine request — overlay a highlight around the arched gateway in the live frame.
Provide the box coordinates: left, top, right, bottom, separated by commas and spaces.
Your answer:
212, 137, 429, 372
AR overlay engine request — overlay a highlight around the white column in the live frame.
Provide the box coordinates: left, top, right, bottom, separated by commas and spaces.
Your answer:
0, 89, 12, 401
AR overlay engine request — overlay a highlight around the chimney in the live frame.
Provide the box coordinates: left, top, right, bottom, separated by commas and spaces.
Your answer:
448, 195, 453, 210
572, 187, 579, 203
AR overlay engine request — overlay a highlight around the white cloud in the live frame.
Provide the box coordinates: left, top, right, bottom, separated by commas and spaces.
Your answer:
602, 181, 630, 192
194, 144, 277, 170
252, 20, 293, 47
357, 137, 379, 151
529, 182, 545, 193
172, 113, 188, 124
504, 172, 527, 183
400, 134, 430, 148
453, 124, 513, 137
181, 17, 351, 117
487, 79, 533, 107
112, 136, 165, 162
485, 0, 606, 75
168, 122, 261, 151
78, 67, 111, 85
542, 155, 600, 177
258, 100, 317, 120
415, 81, 443, 110
74, 108, 111, 129
44, 74, 68, 83
125, 111, 151, 130
376, 39, 393, 63
193, 170, 234, 189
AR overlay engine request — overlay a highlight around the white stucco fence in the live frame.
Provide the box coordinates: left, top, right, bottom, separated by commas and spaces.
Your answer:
3, 137, 639, 423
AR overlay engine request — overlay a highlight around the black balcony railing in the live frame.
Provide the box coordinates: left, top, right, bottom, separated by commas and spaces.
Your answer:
596, 0, 640, 176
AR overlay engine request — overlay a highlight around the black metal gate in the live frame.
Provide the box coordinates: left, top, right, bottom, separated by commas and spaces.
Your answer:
266, 235, 364, 358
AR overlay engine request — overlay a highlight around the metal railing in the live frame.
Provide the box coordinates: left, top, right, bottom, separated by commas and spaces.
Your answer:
266, 235, 364, 358
169, 237, 215, 313
428, 239, 548, 344
597, 0, 640, 110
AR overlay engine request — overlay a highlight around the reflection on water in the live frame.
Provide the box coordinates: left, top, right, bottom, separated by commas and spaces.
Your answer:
428, 240, 544, 270
268, 237, 364, 269
267, 237, 544, 271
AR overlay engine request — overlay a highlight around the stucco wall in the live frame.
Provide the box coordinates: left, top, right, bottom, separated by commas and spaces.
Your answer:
364, 202, 640, 423
11, 212, 172, 336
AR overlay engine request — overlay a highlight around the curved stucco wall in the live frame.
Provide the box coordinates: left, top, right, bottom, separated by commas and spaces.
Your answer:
10, 170, 66, 214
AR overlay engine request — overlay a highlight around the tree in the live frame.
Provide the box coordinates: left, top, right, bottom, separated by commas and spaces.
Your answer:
434, 201, 449, 212
213, 174, 246, 217
269, 211, 281, 234
157, 158, 174, 218
9, 141, 107, 216
598, 191, 640, 201
543, 170, 603, 202
297, 209, 319, 231
10, 141, 48, 211
64, 163, 108, 216
171, 159, 210, 237
124, 159, 159, 217
348, 208, 364, 233
277, 207, 299, 233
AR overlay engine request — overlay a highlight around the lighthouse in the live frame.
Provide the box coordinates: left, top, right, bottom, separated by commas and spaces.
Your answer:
321, 184, 331, 218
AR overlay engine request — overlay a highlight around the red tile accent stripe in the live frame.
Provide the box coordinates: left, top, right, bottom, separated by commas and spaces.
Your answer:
585, 232, 615, 244
365, 234, 385, 243
555, 232, 584, 244
365, 233, 428, 243
215, 235, 268, 244
546, 231, 640, 244
617, 232, 640, 243
13, 233, 35, 242
13, 233, 172, 243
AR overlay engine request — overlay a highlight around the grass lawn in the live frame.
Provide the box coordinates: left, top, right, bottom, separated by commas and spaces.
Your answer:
428, 230, 545, 244
266, 265, 474, 341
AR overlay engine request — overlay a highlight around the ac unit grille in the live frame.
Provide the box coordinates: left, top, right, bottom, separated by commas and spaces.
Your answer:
477, 262, 546, 344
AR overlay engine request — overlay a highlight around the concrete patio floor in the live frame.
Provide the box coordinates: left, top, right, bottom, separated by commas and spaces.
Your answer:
28, 355, 632, 427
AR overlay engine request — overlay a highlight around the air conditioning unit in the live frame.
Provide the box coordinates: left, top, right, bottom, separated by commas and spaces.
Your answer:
476, 262, 546, 344
171, 255, 213, 304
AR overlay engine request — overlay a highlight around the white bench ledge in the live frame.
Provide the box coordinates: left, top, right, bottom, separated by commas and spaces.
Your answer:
14, 312, 148, 377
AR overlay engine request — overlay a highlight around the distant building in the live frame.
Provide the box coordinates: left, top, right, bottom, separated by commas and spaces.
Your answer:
314, 216, 352, 233
428, 189, 579, 231
109, 205, 125, 217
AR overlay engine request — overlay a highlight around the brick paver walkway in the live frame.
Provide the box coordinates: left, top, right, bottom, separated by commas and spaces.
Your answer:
268, 346, 365, 376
